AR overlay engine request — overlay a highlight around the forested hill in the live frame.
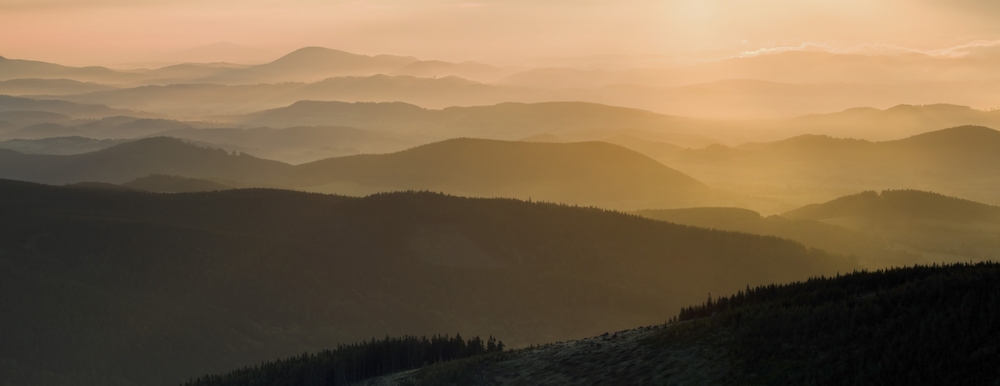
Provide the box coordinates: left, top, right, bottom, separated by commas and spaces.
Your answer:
0, 179, 855, 386
669, 262, 1000, 385
360, 262, 1000, 386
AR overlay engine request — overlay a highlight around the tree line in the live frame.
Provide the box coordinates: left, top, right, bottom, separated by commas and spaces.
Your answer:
181, 334, 503, 386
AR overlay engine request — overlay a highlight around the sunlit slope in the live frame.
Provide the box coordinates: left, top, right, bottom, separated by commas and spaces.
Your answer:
0, 137, 717, 209
293, 138, 712, 208
783, 190, 1000, 264
0, 180, 856, 386
660, 125, 1000, 206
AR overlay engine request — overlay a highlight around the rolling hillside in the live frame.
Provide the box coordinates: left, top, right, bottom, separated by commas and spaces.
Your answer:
0, 180, 856, 386
0, 137, 289, 185
0, 137, 720, 209
0, 78, 115, 96
0, 95, 151, 119
782, 190, 1000, 264
292, 138, 713, 208
635, 207, 908, 268
656, 125, 1000, 207
0, 137, 125, 155
153, 125, 415, 164
235, 100, 710, 142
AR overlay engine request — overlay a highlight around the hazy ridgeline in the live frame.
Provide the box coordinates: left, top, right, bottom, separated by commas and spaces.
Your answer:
6, 48, 1000, 118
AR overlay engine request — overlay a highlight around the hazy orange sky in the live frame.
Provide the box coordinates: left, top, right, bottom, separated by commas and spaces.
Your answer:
2, 0, 1000, 66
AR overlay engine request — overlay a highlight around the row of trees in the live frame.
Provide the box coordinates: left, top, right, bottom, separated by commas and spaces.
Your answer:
182, 334, 503, 386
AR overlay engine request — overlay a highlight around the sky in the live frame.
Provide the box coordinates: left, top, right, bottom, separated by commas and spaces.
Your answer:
1, 0, 999, 66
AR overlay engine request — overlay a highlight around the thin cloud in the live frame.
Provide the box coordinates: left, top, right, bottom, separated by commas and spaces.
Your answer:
738, 39, 1000, 58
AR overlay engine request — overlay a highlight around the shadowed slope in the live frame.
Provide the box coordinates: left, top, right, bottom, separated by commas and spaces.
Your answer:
0, 180, 855, 386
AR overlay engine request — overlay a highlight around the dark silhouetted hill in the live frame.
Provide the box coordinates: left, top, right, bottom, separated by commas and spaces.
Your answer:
0, 180, 855, 386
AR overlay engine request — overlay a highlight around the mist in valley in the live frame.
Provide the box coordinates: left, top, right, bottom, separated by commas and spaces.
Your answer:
2, 0, 1000, 385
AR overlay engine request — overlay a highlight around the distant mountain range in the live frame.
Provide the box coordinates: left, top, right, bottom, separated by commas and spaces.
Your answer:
35, 75, 1000, 118
0, 95, 154, 119
0, 137, 720, 209
0, 179, 854, 386
6, 48, 1000, 118
150, 126, 415, 164
232, 100, 713, 142
9, 48, 1000, 88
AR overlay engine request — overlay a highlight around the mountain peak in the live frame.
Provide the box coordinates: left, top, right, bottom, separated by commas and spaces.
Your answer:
272, 47, 373, 63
